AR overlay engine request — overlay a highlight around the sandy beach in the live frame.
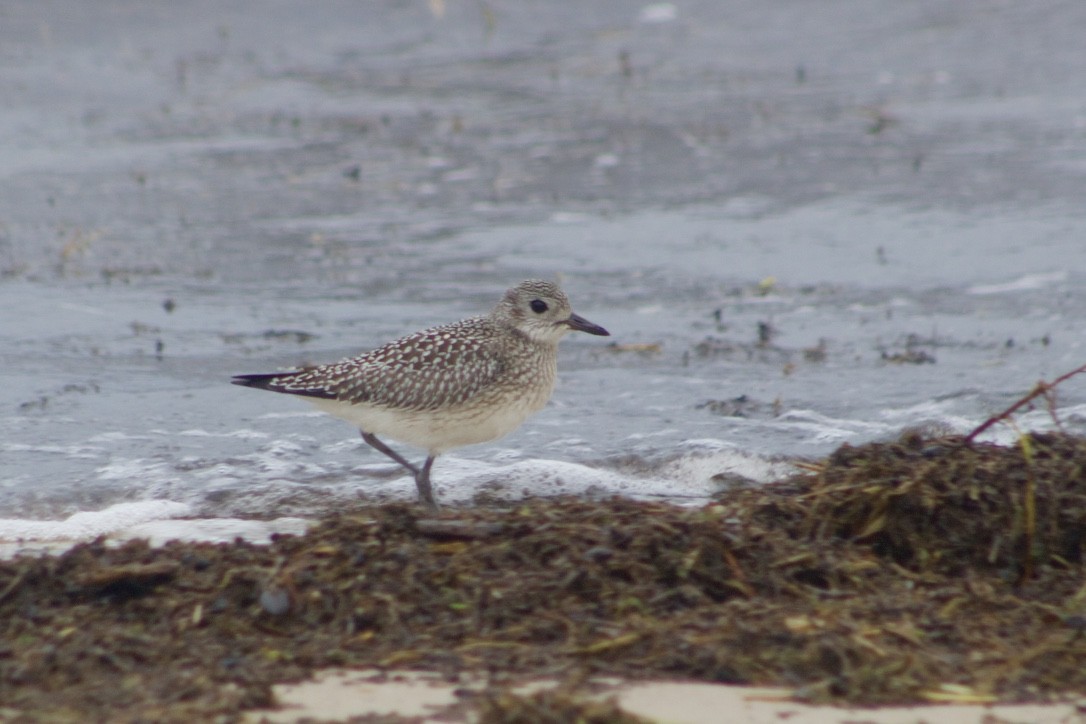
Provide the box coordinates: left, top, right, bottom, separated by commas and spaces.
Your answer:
251, 670, 1085, 723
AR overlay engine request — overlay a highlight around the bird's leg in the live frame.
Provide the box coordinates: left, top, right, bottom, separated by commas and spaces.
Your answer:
360, 431, 420, 476
415, 456, 437, 510
360, 432, 438, 509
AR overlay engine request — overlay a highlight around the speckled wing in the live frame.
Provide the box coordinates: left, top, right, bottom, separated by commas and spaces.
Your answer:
232, 317, 506, 411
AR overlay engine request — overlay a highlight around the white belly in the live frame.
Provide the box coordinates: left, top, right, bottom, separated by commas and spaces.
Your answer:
307, 393, 548, 455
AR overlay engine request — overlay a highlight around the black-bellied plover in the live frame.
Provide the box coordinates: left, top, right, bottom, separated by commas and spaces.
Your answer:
232, 280, 610, 508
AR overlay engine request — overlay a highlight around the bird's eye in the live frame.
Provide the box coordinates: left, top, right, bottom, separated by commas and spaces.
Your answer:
530, 299, 548, 314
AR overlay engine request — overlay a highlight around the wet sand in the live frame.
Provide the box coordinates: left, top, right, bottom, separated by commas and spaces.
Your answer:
254, 671, 1084, 723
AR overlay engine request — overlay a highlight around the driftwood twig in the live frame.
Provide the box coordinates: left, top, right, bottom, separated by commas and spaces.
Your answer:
964, 361, 1086, 444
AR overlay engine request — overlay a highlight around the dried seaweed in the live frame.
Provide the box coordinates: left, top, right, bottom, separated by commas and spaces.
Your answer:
476, 688, 649, 724
1, 433, 1085, 721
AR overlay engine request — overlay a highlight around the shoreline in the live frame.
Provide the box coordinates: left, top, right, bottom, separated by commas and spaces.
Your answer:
2, 434, 1085, 721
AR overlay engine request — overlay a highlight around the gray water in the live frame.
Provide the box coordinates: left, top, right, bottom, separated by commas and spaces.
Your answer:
3, 1, 1086, 534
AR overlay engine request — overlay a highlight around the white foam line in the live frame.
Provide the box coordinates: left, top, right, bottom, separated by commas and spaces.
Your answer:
0, 500, 193, 541
967, 270, 1067, 295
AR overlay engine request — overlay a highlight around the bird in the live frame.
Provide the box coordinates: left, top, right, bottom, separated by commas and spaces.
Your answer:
232, 279, 610, 509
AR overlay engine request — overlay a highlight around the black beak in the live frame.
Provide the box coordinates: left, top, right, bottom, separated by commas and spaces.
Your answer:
565, 312, 610, 336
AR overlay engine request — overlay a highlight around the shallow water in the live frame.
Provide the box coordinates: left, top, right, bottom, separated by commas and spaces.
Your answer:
3, 1, 1086, 537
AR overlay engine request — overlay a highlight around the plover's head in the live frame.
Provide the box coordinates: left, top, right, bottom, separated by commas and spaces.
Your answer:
493, 279, 610, 344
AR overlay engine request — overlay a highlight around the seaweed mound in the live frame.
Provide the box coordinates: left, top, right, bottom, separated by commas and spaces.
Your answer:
1, 433, 1084, 720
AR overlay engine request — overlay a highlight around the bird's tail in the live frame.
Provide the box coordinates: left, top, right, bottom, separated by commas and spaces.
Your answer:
231, 372, 285, 389
231, 371, 337, 399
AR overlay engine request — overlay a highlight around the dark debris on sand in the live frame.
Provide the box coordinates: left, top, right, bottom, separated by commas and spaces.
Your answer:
1, 432, 1085, 721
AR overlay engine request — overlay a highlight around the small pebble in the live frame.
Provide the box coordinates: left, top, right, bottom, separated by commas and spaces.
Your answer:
260, 586, 291, 616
